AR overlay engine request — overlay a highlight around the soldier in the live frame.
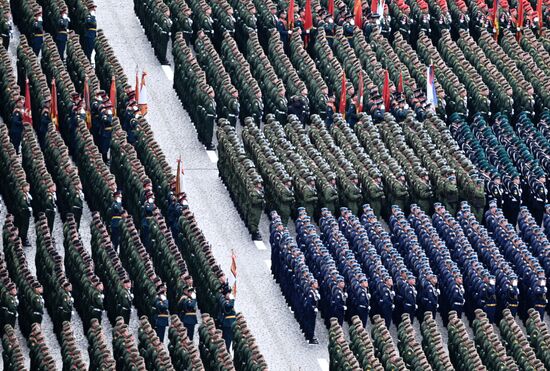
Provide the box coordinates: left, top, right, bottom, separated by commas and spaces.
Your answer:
31, 9, 44, 56
83, 5, 97, 60
248, 177, 264, 241
177, 276, 197, 341
153, 285, 169, 342
37, 105, 50, 149
110, 190, 125, 252
44, 183, 56, 231
122, 104, 140, 145
530, 173, 548, 225
219, 291, 236, 352
277, 10, 290, 52
19, 182, 32, 247
56, 8, 70, 61
0, 9, 12, 49
503, 174, 522, 226
141, 191, 156, 251
303, 278, 320, 344
9, 97, 24, 154
98, 103, 114, 162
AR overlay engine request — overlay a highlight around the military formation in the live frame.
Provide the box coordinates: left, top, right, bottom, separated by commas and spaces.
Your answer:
0, 0, 267, 369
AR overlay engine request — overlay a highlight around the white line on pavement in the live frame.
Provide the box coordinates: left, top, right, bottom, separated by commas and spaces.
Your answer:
264, 260, 271, 268
206, 150, 218, 163
318, 358, 329, 371
162, 65, 174, 81
254, 241, 267, 250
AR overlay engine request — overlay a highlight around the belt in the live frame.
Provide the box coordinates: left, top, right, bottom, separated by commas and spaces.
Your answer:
87, 28, 97, 31
225, 315, 236, 319
486, 303, 497, 307
185, 312, 196, 315
34, 34, 44, 37
59, 31, 67, 34
535, 304, 547, 308
158, 313, 169, 317
509, 303, 518, 307
112, 216, 122, 219
104, 127, 112, 131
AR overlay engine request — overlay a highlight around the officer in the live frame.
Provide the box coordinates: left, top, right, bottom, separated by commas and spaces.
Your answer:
56, 8, 70, 61
31, 9, 44, 56
530, 173, 548, 225
122, 105, 140, 145
37, 105, 50, 149
219, 290, 236, 351
9, 97, 24, 154
99, 103, 114, 162
83, 5, 97, 60
109, 190, 125, 252
177, 275, 197, 341
90, 90, 105, 143
331, 276, 347, 326
487, 173, 504, 210
141, 191, 156, 251
19, 182, 32, 247
354, 276, 370, 327
503, 174, 522, 226
303, 278, 320, 344
153, 285, 169, 342
276, 10, 290, 52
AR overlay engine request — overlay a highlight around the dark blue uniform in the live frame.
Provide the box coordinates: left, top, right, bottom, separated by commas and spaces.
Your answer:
56, 16, 69, 60
177, 292, 197, 341
219, 295, 236, 351
9, 109, 23, 154
83, 12, 97, 60
31, 18, 44, 56
153, 295, 169, 341
110, 200, 124, 251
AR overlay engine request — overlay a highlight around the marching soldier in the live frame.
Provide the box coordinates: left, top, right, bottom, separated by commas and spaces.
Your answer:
219, 291, 236, 352
177, 276, 198, 341
83, 5, 97, 60
153, 285, 169, 342
109, 190, 125, 252
56, 8, 70, 61
9, 97, 24, 154
31, 9, 44, 56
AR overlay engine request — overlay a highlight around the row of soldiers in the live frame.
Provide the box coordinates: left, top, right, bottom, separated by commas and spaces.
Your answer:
217, 119, 265, 240
63, 215, 105, 333
2, 325, 26, 370
112, 316, 147, 371
35, 214, 74, 338
87, 318, 116, 370
3, 216, 44, 338
90, 212, 133, 324
168, 315, 205, 370
138, 316, 175, 371
134, 0, 172, 64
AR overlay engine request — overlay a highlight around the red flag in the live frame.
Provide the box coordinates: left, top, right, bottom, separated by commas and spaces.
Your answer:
354, 0, 363, 28
328, 0, 335, 17
175, 156, 184, 194
109, 76, 117, 116
83, 77, 92, 129
492, 0, 500, 40
517, 0, 524, 40
230, 249, 237, 296
382, 70, 390, 110
357, 70, 364, 113
339, 70, 347, 118
537, 0, 543, 35
397, 71, 403, 94
139, 71, 148, 116
135, 69, 140, 104
304, 0, 313, 46
51, 78, 58, 131
288, 0, 295, 30
23, 78, 32, 125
